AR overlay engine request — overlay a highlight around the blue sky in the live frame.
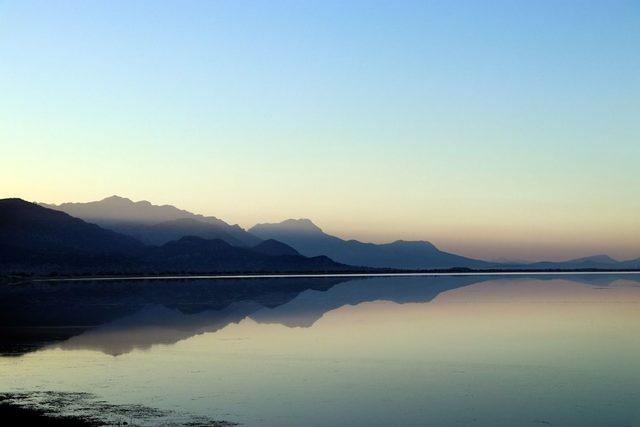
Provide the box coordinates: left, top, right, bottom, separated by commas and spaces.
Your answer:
1, 1, 638, 260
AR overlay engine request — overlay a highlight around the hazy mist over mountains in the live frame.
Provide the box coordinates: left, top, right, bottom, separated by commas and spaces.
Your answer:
40, 196, 496, 269
42, 196, 260, 246
1, 198, 348, 274
0, 195, 637, 275
250, 219, 491, 269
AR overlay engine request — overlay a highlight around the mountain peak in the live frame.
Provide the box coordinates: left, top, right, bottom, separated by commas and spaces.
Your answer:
0, 197, 145, 261
389, 240, 438, 250
0, 197, 31, 206
281, 218, 323, 232
101, 195, 134, 204
41, 196, 261, 246
251, 218, 324, 234
252, 239, 300, 257
100, 196, 157, 208
574, 254, 618, 264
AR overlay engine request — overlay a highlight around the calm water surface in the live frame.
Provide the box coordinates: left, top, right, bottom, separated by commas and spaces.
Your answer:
1, 274, 639, 426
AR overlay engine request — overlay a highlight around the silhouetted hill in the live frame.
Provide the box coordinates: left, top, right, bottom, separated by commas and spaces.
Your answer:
140, 236, 346, 273
251, 239, 300, 256
625, 258, 640, 268
5, 198, 637, 274
0, 199, 145, 272
42, 196, 260, 246
511, 254, 640, 270
250, 219, 491, 269
0, 199, 354, 275
118, 218, 244, 246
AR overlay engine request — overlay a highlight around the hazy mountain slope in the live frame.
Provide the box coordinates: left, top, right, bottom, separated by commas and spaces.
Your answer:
249, 219, 490, 269
0, 199, 145, 272
140, 236, 348, 273
251, 239, 301, 257
0, 199, 144, 257
621, 258, 640, 269
42, 196, 260, 246
512, 255, 640, 270
0, 199, 353, 274
5, 198, 635, 274
116, 218, 244, 246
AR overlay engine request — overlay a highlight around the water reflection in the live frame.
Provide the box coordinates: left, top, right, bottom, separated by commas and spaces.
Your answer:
1, 274, 640, 426
0, 276, 345, 355
1, 274, 638, 356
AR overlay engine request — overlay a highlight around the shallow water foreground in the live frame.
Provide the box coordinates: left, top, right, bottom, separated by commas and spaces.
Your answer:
1, 274, 639, 426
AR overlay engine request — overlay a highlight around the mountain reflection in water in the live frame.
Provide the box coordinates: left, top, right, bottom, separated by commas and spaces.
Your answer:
1, 274, 640, 426
0, 274, 638, 356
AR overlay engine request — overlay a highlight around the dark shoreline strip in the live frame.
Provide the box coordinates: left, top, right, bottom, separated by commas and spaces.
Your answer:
27, 269, 640, 283
0, 398, 97, 426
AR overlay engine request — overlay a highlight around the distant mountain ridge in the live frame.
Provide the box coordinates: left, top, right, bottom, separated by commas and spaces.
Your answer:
116, 218, 245, 247
249, 219, 492, 269
251, 239, 301, 257
42, 196, 260, 247
142, 236, 339, 273
0, 199, 351, 274
0, 198, 145, 273
511, 254, 640, 270
4, 196, 637, 272
249, 219, 640, 270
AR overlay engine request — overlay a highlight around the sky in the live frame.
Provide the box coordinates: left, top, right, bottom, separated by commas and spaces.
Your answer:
1, 0, 638, 261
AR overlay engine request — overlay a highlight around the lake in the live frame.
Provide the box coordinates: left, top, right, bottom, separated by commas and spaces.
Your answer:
1, 273, 639, 426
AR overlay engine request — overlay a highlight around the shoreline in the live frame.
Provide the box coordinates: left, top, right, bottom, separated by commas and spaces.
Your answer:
0, 398, 97, 426
3, 269, 639, 284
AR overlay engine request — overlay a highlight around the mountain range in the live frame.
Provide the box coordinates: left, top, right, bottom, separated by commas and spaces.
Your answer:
0, 195, 637, 274
249, 219, 640, 270
42, 195, 260, 246
521, 254, 640, 270
249, 218, 491, 269
0, 199, 349, 274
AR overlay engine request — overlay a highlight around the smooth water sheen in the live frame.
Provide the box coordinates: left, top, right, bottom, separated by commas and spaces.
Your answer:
1, 274, 639, 426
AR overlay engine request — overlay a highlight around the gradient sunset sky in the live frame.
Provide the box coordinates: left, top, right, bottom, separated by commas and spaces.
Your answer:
1, 1, 638, 261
